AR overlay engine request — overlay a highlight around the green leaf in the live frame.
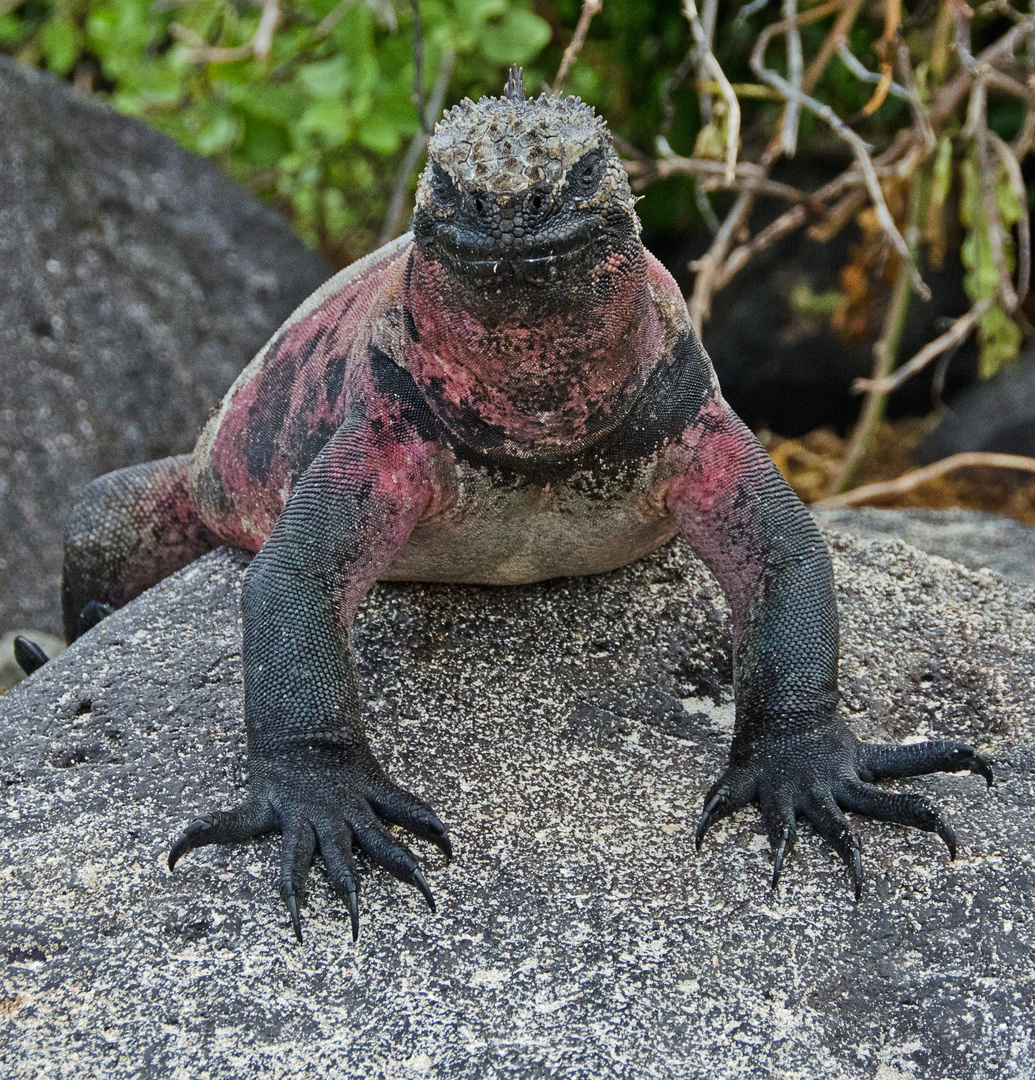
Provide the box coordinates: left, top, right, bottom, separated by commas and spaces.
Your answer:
240, 115, 293, 166
323, 187, 355, 237
0, 13, 24, 44
196, 109, 239, 154
358, 111, 402, 154
297, 57, 349, 99
978, 304, 1022, 378
299, 99, 352, 147
453, 0, 509, 26
39, 18, 80, 76
995, 164, 1022, 226
480, 9, 551, 66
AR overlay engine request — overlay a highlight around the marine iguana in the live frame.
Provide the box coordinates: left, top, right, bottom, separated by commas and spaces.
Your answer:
46, 67, 992, 942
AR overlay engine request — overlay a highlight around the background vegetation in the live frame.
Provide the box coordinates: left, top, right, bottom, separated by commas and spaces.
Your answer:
2, 0, 1034, 502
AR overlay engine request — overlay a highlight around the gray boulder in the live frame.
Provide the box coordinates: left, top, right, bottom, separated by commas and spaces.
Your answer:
2, 533, 1033, 1079
0, 56, 329, 639
917, 347, 1035, 462
812, 507, 1035, 584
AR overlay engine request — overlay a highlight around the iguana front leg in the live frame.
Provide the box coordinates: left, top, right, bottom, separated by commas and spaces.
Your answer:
169, 408, 451, 942
665, 398, 992, 896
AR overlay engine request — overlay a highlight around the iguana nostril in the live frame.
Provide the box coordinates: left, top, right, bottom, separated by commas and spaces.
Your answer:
474, 197, 485, 214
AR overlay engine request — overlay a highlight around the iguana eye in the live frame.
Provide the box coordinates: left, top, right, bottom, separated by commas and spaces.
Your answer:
572, 151, 602, 195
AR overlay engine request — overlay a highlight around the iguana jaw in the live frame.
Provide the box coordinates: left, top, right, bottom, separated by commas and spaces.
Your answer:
401, 234, 664, 463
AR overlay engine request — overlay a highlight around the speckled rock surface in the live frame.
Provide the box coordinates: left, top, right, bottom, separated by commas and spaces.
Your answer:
0, 56, 329, 638
2, 533, 1033, 1079
812, 507, 1035, 584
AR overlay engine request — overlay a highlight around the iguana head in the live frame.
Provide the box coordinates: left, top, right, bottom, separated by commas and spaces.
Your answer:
412, 67, 640, 296
404, 68, 663, 461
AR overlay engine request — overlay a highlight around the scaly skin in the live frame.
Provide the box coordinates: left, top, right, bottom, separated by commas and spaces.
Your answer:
59, 69, 992, 943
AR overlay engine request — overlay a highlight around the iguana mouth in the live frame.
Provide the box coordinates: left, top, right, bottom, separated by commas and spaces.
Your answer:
424, 214, 598, 279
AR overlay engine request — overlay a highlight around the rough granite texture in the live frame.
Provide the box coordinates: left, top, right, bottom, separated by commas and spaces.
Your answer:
1, 531, 1033, 1079
812, 507, 1035, 584
0, 56, 329, 638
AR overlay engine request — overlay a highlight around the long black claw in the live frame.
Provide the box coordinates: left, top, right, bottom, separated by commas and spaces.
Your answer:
169, 823, 206, 870
13, 636, 49, 676
168, 836, 189, 872
695, 792, 725, 852
411, 867, 436, 913
346, 885, 360, 942
936, 816, 958, 860
850, 837, 863, 902
433, 830, 453, 865
286, 890, 303, 944
771, 826, 793, 890
970, 755, 994, 789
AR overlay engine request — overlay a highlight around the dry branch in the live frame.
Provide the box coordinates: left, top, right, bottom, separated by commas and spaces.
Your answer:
751, 17, 931, 301
378, 48, 455, 245
552, 0, 603, 96
171, 0, 281, 62
853, 297, 996, 396
681, 0, 740, 184
814, 453, 1035, 508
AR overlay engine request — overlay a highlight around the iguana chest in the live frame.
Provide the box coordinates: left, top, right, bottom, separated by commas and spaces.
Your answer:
383, 457, 678, 586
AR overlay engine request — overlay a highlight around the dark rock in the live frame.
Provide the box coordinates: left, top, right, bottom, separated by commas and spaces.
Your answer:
2, 535, 1033, 1078
646, 180, 977, 438
0, 57, 330, 638
812, 507, 1035, 584
918, 347, 1035, 463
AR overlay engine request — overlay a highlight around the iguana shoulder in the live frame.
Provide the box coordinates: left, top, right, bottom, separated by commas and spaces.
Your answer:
189, 233, 413, 549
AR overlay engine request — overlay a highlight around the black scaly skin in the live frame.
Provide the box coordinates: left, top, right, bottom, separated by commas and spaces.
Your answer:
667, 410, 991, 897
53, 69, 992, 943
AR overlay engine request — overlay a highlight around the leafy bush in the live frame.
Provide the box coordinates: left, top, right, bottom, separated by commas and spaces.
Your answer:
1, 0, 557, 262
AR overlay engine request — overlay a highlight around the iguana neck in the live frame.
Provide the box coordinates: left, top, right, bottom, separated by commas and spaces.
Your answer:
401, 242, 663, 462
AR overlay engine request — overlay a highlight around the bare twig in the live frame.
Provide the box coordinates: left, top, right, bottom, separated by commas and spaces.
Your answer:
802, 0, 865, 90
828, 174, 923, 496
379, 48, 455, 245
780, 0, 803, 155
836, 41, 908, 101
1014, 104, 1035, 159
316, 0, 356, 37
696, 0, 719, 126
682, 0, 740, 184
715, 20, 1035, 295
966, 76, 1020, 311
686, 0, 854, 323
853, 297, 995, 395
751, 18, 931, 300
736, 0, 770, 22
895, 38, 936, 152
171, 0, 281, 62
689, 188, 756, 329
626, 154, 808, 201
808, 188, 868, 242
552, 0, 603, 95
814, 453, 1035, 508
859, 0, 900, 117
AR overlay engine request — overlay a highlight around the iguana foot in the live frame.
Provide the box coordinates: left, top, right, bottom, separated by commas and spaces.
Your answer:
695, 725, 992, 899
168, 750, 451, 943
